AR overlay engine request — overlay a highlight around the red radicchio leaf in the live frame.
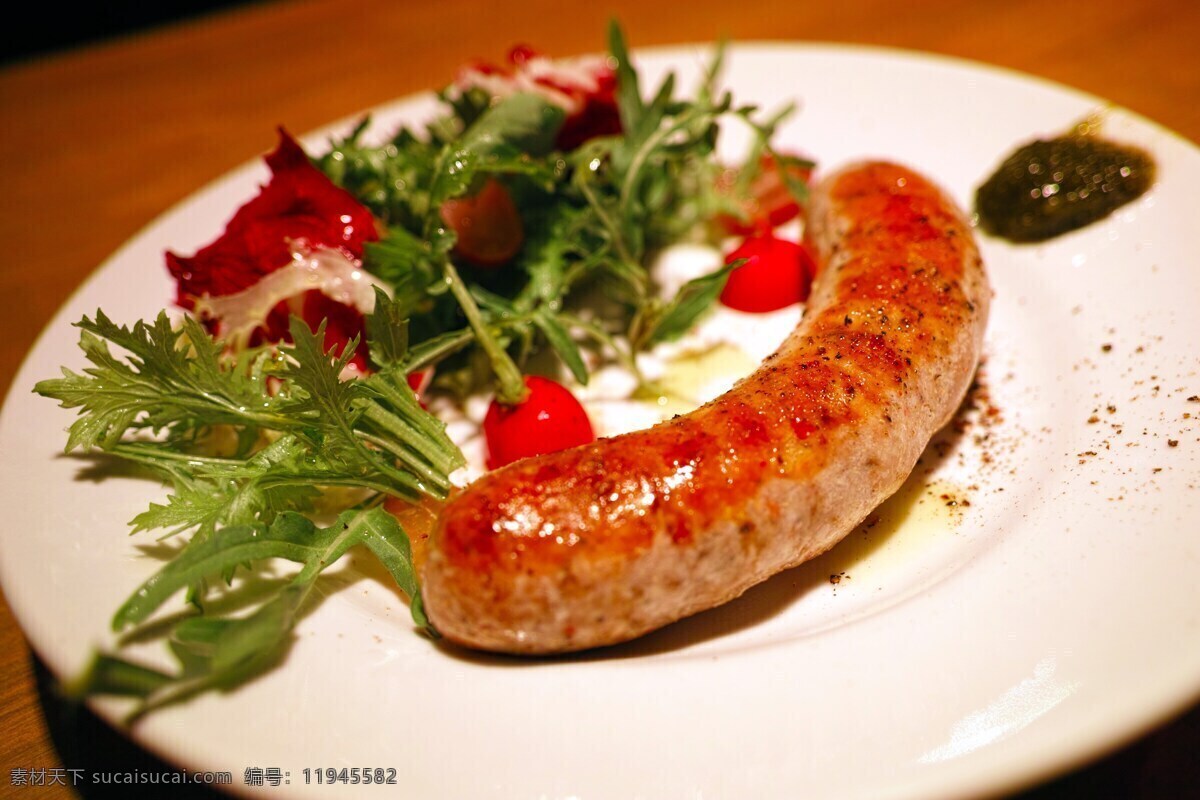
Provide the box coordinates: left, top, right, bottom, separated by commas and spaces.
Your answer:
540, 56, 621, 151
455, 46, 621, 150
166, 128, 379, 368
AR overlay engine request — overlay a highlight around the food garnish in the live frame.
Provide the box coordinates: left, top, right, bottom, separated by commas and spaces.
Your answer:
168, 129, 380, 369
34, 22, 812, 718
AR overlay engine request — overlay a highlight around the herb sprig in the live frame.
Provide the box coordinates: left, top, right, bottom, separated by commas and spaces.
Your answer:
36, 294, 460, 718
73, 506, 422, 720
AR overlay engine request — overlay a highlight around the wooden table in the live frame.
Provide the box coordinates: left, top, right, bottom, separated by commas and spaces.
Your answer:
2, 0, 1198, 796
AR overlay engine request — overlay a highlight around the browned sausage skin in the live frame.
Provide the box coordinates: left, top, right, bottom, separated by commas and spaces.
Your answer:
421, 162, 990, 653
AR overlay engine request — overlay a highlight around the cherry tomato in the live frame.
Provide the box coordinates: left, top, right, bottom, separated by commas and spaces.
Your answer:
715, 153, 814, 235
483, 375, 595, 469
719, 234, 816, 313
439, 179, 524, 267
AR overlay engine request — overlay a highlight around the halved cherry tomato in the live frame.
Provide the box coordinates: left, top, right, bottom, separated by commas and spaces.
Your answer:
439, 179, 524, 267
483, 375, 595, 469
715, 153, 814, 235
719, 234, 816, 313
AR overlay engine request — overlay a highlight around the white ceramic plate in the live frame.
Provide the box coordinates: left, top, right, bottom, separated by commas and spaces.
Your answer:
2, 44, 1199, 799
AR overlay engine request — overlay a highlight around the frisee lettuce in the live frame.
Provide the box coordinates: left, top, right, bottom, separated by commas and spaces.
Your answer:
36, 296, 460, 719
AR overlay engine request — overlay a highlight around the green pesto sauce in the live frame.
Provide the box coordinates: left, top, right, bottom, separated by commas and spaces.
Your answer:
975, 133, 1155, 243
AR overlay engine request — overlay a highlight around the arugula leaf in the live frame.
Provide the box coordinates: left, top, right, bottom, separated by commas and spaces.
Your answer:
315, 25, 797, 403
458, 91, 565, 159
317, 123, 439, 228
391, 93, 573, 404
636, 259, 739, 349
114, 510, 364, 629
513, 204, 581, 310
767, 146, 815, 206
128, 475, 318, 542
404, 327, 477, 371
76, 507, 424, 720
609, 20, 643, 137
362, 226, 443, 302
434, 256, 527, 403
355, 510, 427, 626
365, 287, 410, 368
276, 320, 363, 453
187, 587, 302, 678
531, 309, 589, 385
427, 93, 563, 212
68, 654, 174, 699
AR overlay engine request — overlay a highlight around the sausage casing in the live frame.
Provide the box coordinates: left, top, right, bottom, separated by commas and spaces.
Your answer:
422, 162, 990, 653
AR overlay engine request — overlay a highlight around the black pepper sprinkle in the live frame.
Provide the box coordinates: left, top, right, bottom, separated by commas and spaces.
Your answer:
1168, 439, 1179, 448
1101, 344, 1113, 353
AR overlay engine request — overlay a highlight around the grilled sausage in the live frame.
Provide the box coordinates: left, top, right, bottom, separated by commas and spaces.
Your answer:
421, 161, 990, 653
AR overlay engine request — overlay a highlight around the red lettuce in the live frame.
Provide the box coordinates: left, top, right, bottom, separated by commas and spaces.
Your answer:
166, 129, 379, 367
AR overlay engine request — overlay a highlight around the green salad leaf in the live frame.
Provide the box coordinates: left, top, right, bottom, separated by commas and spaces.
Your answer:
318, 21, 805, 399
36, 21, 812, 721
72, 508, 420, 721
35, 309, 459, 718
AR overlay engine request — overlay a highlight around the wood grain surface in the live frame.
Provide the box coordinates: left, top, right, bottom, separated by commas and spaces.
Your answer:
2, 0, 1198, 797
